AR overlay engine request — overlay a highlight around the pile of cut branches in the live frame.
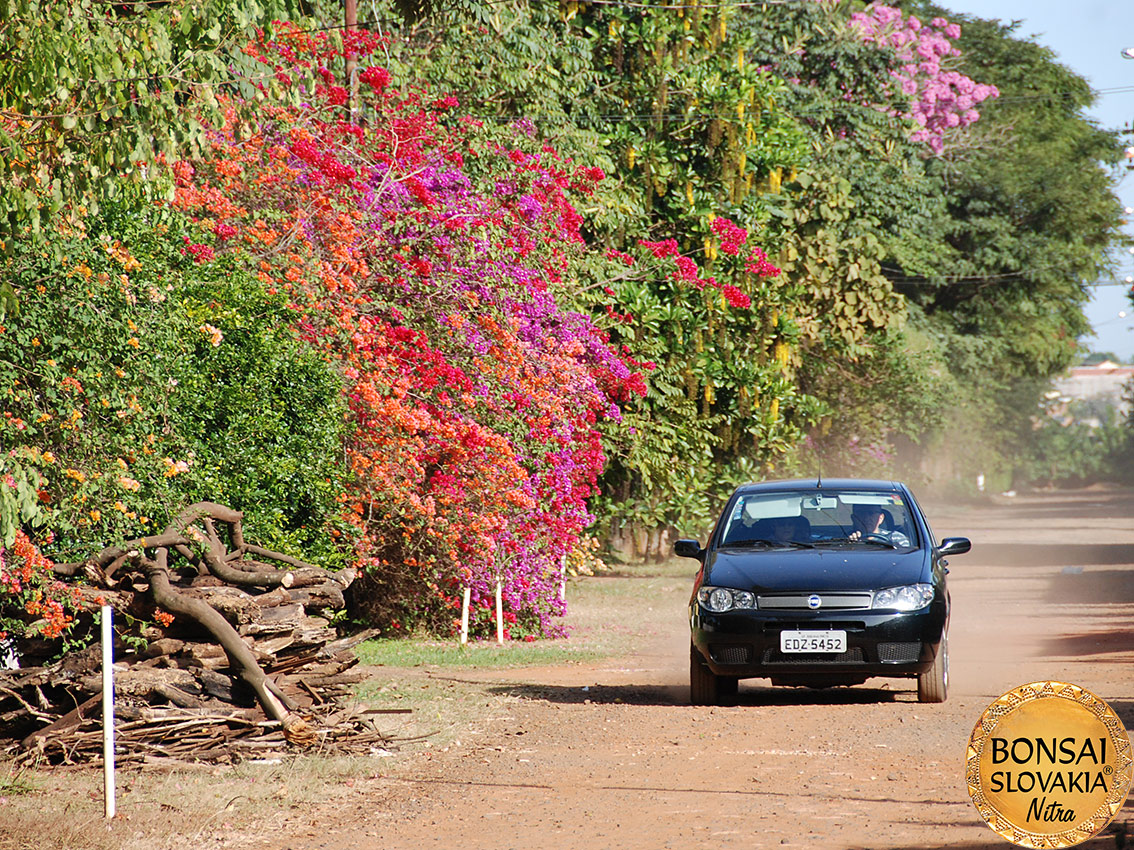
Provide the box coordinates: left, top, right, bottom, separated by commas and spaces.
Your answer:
0, 503, 400, 766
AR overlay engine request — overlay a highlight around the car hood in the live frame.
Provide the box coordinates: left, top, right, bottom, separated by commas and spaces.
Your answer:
705, 547, 929, 592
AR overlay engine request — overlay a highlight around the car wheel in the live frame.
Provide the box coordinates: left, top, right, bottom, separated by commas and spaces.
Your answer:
690, 644, 721, 705
917, 634, 948, 703
719, 675, 739, 700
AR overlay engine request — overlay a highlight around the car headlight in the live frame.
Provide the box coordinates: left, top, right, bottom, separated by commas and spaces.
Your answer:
697, 586, 757, 613
871, 583, 935, 611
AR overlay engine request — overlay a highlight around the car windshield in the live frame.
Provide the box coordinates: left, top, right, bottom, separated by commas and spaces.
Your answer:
717, 489, 917, 549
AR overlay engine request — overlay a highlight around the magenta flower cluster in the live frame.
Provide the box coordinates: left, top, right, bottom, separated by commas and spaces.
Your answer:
850, 4, 999, 153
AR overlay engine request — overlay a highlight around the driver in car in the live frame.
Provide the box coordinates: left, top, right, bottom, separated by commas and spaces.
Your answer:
849, 504, 910, 546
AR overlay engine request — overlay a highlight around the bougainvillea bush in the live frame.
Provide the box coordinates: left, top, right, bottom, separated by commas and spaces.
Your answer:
173, 24, 644, 638
0, 195, 349, 648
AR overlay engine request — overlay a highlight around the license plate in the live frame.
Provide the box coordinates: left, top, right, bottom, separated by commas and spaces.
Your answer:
780, 630, 847, 653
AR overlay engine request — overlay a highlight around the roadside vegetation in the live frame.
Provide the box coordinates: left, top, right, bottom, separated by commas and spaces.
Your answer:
1, 0, 1131, 654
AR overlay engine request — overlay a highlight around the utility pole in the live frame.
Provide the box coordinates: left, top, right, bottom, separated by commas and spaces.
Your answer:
1124, 49, 1134, 171
345, 0, 359, 119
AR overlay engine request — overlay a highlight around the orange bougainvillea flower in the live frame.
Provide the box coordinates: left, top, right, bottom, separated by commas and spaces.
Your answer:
2, 532, 73, 639
117, 476, 141, 492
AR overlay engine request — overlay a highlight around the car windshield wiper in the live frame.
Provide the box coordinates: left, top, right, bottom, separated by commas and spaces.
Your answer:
721, 538, 814, 549
721, 538, 775, 549
812, 537, 852, 546
814, 536, 898, 549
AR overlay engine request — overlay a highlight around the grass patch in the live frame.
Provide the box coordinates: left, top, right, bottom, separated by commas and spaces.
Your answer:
355, 558, 693, 670
0, 765, 36, 797
348, 559, 693, 750
355, 637, 605, 669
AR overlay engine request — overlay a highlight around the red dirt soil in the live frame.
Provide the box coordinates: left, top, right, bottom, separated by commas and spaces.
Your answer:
246, 488, 1134, 850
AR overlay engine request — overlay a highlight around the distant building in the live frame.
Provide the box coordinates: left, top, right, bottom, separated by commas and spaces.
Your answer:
1051, 360, 1134, 420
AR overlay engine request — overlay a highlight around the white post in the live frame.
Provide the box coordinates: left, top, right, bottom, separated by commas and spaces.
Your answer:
459, 587, 471, 645
495, 580, 504, 644
101, 605, 116, 819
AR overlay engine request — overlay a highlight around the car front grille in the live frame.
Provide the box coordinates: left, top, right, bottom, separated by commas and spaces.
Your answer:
763, 621, 867, 633
709, 645, 752, 665
762, 648, 865, 665
757, 593, 873, 610
878, 642, 922, 663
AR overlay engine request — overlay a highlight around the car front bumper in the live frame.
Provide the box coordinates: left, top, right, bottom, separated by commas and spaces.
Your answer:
690, 602, 947, 680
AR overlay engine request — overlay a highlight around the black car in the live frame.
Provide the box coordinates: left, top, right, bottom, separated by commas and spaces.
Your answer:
676, 478, 970, 705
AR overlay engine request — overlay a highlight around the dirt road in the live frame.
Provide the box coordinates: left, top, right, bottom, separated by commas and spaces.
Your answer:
253, 488, 1134, 850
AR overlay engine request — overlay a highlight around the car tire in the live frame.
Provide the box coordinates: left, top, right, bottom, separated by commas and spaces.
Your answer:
719, 675, 739, 700
690, 644, 721, 705
917, 634, 948, 703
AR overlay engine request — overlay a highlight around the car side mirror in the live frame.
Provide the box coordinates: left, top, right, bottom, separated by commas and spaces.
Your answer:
938, 537, 971, 556
674, 539, 703, 560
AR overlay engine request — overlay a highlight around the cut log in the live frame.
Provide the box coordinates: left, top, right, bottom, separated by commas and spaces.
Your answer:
182, 586, 261, 625
286, 583, 346, 611
250, 586, 293, 608
145, 557, 294, 724
254, 603, 306, 624
21, 693, 101, 750
192, 669, 235, 703
142, 638, 186, 659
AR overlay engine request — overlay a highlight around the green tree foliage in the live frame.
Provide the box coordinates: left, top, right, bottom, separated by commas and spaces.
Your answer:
0, 197, 348, 565
567, 1, 821, 544
891, 5, 1127, 483
1025, 402, 1131, 488
744, 0, 946, 267
737, 0, 954, 475
357, 0, 825, 547
4, 0, 1122, 600
0, 0, 302, 252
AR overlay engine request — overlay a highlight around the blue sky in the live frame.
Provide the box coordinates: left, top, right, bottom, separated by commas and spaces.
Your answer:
932, 0, 1134, 359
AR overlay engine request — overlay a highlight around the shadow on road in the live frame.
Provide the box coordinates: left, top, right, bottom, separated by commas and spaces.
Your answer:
979, 543, 1134, 568
1038, 628, 1134, 658
735, 683, 905, 705
1036, 568, 1134, 658
1106, 699, 1134, 729
873, 831, 1127, 850
488, 682, 684, 705
489, 681, 904, 706
1046, 568, 1134, 602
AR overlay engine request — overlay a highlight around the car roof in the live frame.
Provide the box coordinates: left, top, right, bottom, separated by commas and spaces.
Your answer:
731, 478, 907, 495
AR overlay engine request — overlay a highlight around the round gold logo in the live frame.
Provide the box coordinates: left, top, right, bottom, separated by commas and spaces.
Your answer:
967, 681, 1132, 847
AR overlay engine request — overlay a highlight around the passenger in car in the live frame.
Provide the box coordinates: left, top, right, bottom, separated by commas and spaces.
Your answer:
770, 516, 810, 544
849, 505, 910, 546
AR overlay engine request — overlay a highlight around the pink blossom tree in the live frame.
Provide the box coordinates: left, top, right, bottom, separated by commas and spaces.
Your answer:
849, 4, 999, 154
